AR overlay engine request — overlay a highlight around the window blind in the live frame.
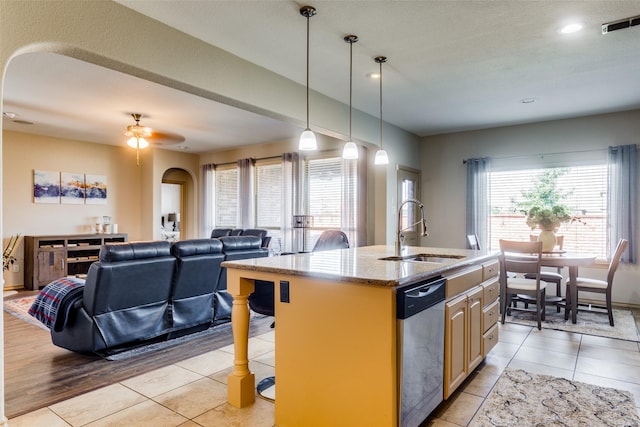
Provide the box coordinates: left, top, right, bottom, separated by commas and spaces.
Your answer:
305, 156, 343, 229
255, 159, 283, 242
489, 165, 607, 258
215, 165, 238, 228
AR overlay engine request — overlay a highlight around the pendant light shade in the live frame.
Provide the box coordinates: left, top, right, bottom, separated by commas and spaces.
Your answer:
342, 35, 359, 160
374, 147, 389, 165
299, 6, 317, 151
374, 56, 389, 165
343, 141, 358, 159
299, 129, 316, 150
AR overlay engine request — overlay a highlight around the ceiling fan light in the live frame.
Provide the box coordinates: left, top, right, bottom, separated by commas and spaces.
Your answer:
124, 124, 151, 138
342, 141, 358, 159
127, 137, 149, 149
374, 149, 389, 165
299, 128, 317, 150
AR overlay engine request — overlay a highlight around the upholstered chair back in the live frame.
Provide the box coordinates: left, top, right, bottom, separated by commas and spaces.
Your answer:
170, 239, 225, 331
82, 241, 175, 347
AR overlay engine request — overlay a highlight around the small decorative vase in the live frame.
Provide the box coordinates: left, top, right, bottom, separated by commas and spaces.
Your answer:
538, 228, 557, 252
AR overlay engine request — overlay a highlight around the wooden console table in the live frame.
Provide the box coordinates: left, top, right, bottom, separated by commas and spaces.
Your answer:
24, 233, 128, 289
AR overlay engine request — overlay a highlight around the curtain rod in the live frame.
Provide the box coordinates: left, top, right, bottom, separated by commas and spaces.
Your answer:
208, 155, 283, 168
462, 147, 610, 164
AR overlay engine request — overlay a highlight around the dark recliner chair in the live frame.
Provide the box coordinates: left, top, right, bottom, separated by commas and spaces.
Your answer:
169, 239, 225, 334
242, 228, 271, 248
213, 235, 269, 323
51, 241, 176, 353
211, 228, 232, 238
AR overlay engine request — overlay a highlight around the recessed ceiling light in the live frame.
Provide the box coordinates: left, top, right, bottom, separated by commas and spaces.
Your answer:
560, 23, 583, 34
367, 72, 380, 79
520, 97, 537, 104
3, 112, 17, 119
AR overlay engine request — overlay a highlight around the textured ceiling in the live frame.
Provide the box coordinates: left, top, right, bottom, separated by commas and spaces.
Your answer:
3, 1, 640, 153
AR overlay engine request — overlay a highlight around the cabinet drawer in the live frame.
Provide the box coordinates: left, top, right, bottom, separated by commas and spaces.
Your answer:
483, 323, 499, 356
482, 299, 499, 331
482, 277, 499, 304
482, 259, 499, 281
446, 265, 483, 299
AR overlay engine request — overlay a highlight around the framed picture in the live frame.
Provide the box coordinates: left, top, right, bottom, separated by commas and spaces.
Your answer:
33, 170, 60, 204
85, 174, 107, 205
61, 172, 85, 204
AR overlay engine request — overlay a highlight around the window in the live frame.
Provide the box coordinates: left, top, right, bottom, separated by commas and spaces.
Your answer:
489, 165, 607, 258
207, 152, 361, 251
303, 154, 359, 249
255, 159, 282, 244
214, 165, 238, 227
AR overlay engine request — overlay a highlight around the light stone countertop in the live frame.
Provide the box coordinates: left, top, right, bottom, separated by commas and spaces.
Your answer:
223, 245, 498, 287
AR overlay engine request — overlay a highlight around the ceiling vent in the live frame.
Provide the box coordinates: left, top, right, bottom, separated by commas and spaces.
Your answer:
602, 15, 640, 34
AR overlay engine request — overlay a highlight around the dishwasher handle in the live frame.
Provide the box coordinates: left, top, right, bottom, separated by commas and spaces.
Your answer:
397, 278, 446, 319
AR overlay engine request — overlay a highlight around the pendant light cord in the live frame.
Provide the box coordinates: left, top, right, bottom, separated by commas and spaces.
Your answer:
306, 13, 310, 129
379, 60, 383, 149
349, 38, 353, 140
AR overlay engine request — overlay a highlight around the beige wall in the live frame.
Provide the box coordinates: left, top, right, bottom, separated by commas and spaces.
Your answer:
420, 109, 640, 306
1, 130, 199, 288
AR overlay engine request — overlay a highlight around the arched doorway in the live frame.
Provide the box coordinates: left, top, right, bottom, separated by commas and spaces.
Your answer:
162, 168, 193, 241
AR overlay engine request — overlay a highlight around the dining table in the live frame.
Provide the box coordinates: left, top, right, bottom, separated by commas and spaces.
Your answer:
539, 251, 597, 323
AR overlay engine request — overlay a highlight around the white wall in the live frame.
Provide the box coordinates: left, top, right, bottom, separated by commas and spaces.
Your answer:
420, 109, 640, 306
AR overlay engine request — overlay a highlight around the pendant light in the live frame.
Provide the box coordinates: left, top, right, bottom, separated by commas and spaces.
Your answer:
124, 113, 151, 166
374, 56, 389, 165
299, 6, 317, 151
342, 35, 359, 160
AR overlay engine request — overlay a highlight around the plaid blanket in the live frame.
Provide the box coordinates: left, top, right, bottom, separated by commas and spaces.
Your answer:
28, 277, 85, 330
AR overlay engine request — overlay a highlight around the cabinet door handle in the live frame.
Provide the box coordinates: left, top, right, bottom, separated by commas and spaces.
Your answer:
61, 259, 65, 269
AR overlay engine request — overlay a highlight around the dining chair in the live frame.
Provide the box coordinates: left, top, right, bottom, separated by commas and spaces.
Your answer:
565, 238, 628, 326
524, 235, 564, 312
499, 239, 547, 330
467, 234, 480, 250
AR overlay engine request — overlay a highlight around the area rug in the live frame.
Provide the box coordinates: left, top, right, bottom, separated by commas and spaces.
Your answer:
505, 308, 640, 342
3, 295, 48, 331
473, 368, 640, 426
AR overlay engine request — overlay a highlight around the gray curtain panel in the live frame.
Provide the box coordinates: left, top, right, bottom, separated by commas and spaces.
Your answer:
466, 157, 491, 251
607, 144, 637, 263
200, 163, 216, 238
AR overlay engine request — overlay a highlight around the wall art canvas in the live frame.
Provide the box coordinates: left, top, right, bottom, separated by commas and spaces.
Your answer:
33, 170, 60, 204
85, 174, 107, 205
61, 172, 85, 204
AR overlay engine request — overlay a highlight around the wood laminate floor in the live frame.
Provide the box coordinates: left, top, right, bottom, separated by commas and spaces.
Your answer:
3, 294, 273, 419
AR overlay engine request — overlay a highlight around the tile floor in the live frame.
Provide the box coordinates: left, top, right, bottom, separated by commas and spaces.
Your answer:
9, 320, 640, 427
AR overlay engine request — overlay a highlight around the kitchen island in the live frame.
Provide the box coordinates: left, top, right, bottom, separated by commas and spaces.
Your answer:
223, 245, 499, 427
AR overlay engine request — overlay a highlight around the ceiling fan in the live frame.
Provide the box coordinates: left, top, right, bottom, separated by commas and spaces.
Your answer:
124, 113, 185, 165
125, 113, 186, 146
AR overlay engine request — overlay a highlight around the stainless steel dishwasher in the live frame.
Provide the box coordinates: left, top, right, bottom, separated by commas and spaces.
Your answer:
397, 276, 446, 427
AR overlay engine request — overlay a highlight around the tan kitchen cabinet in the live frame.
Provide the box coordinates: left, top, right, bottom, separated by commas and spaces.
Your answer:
444, 261, 499, 398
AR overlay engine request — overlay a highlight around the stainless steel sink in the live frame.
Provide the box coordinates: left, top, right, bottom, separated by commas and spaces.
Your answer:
379, 253, 465, 263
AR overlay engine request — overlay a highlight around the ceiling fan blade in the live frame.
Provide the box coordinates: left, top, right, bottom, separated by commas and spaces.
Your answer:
147, 131, 185, 146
